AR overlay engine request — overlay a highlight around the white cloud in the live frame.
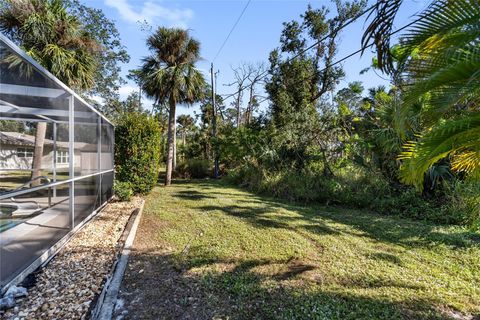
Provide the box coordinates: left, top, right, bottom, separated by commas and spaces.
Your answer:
118, 84, 158, 112
118, 84, 138, 99
105, 0, 193, 27
90, 95, 105, 105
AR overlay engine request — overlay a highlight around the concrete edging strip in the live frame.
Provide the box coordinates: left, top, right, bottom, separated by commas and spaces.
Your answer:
93, 199, 145, 320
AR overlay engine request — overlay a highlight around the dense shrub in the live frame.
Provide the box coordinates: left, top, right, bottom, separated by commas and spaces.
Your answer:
227, 164, 480, 228
441, 181, 480, 227
115, 112, 162, 194
228, 164, 390, 205
176, 159, 211, 179
113, 181, 134, 201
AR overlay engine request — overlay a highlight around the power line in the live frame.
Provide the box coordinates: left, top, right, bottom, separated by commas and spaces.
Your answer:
330, 18, 423, 88
291, 14, 425, 88
221, 3, 377, 100
222, 10, 424, 102
285, 4, 376, 67
212, 0, 252, 63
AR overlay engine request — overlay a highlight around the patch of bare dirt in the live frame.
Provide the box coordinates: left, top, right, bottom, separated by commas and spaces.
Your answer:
114, 214, 234, 320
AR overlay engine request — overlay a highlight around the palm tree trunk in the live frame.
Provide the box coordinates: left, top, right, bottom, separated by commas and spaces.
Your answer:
165, 97, 176, 186
173, 132, 177, 170
31, 122, 47, 187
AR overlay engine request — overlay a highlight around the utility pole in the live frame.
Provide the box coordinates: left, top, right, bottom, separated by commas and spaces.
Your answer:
139, 86, 142, 107
211, 63, 219, 178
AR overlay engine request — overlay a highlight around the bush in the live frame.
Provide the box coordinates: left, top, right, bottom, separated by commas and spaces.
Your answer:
441, 181, 480, 228
226, 164, 264, 191
228, 164, 390, 205
115, 112, 162, 194
176, 159, 211, 179
113, 181, 134, 202
227, 163, 480, 227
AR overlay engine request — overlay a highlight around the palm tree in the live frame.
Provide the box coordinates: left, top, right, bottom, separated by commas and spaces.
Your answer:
0, 0, 98, 90
177, 114, 195, 146
138, 27, 206, 186
0, 0, 99, 186
363, 0, 480, 189
396, 1, 480, 188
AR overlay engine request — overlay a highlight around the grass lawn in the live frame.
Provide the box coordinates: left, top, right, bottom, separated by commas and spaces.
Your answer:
119, 179, 480, 320
0, 170, 69, 192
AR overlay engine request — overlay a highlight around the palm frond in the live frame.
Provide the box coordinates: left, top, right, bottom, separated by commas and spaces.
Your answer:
138, 27, 206, 105
401, 58, 480, 123
0, 0, 99, 90
402, 0, 480, 50
399, 114, 480, 189
361, 0, 404, 73
394, 0, 480, 149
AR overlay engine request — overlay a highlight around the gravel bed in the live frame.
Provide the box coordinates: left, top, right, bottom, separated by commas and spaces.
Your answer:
2, 197, 143, 320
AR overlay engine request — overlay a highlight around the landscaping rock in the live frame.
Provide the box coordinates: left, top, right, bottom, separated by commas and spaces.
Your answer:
2, 198, 142, 320
0, 295, 15, 310
5, 286, 27, 299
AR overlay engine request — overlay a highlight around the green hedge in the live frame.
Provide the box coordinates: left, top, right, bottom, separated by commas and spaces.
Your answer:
115, 112, 162, 194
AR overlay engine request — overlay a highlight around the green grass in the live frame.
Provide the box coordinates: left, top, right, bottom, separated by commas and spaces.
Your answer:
0, 170, 70, 192
141, 179, 480, 319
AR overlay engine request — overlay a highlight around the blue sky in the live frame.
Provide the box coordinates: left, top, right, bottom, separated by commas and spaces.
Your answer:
83, 0, 430, 117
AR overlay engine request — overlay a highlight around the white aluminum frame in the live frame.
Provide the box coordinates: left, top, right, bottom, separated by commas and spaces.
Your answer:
0, 33, 113, 126
0, 31, 116, 291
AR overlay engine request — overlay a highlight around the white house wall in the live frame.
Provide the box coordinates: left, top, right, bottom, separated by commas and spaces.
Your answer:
0, 150, 111, 172
0, 146, 32, 170
41, 149, 70, 171
0, 146, 73, 171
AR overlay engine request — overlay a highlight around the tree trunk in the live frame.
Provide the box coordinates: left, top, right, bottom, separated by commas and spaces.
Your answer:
236, 88, 242, 128
31, 122, 47, 187
247, 85, 254, 125
173, 131, 177, 170
322, 149, 334, 177
165, 97, 176, 186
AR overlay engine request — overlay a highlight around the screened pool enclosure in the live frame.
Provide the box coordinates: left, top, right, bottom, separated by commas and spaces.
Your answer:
0, 33, 114, 290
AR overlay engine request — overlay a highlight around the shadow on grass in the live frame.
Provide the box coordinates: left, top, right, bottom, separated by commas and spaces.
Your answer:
120, 247, 464, 320
370, 252, 403, 266
119, 180, 479, 319
173, 190, 215, 201
171, 179, 480, 249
